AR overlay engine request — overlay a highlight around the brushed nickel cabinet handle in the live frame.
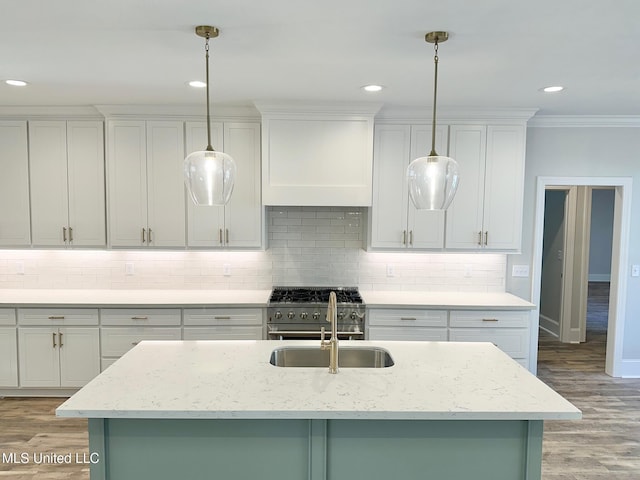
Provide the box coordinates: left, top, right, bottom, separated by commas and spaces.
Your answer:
131, 341, 139, 346
402, 230, 407, 245
148, 228, 153, 243
482, 318, 499, 322
409, 230, 413, 246
48, 315, 65, 320
225, 228, 229, 244
69, 227, 73, 242
214, 316, 232, 320
142, 228, 146, 244
52, 332, 57, 348
478, 231, 482, 246
400, 317, 417, 321
131, 316, 149, 320
219, 228, 223, 244
484, 231, 488, 246
62, 227, 67, 242
59, 332, 63, 348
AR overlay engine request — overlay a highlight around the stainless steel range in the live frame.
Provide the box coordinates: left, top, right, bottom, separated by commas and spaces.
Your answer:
267, 287, 365, 340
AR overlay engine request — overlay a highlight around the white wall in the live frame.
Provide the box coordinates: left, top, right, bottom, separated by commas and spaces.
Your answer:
0, 206, 506, 293
507, 124, 640, 360
589, 188, 615, 281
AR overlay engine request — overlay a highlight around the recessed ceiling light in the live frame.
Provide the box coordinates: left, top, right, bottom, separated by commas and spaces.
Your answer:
541, 86, 564, 93
5, 80, 28, 87
188, 80, 207, 88
362, 84, 384, 93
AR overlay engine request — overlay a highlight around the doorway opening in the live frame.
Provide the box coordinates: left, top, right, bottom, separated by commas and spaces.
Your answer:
531, 177, 632, 377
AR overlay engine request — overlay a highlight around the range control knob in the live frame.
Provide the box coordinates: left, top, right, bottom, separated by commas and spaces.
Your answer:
287, 311, 296, 320
350, 312, 358, 320
337, 311, 346, 320
274, 311, 282, 320
312, 312, 321, 320
300, 312, 308, 320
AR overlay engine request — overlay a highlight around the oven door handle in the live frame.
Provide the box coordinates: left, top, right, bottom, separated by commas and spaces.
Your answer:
268, 330, 365, 339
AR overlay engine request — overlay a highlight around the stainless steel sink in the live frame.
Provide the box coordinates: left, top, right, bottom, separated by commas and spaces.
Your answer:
269, 346, 394, 368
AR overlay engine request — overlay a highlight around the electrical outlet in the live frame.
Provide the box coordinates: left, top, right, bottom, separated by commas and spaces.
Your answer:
512, 265, 530, 278
463, 264, 472, 278
557, 250, 563, 260
632, 265, 640, 277
223, 264, 232, 276
386, 264, 395, 277
15, 261, 24, 275
125, 262, 134, 276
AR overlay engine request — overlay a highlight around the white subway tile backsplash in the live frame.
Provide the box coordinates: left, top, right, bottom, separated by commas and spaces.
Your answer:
0, 207, 507, 292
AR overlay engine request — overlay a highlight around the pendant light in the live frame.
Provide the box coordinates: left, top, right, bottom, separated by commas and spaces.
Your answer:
184, 25, 236, 206
407, 31, 459, 210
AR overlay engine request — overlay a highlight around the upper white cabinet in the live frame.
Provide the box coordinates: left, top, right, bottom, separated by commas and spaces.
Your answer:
186, 121, 262, 248
0, 121, 30, 246
29, 121, 106, 247
370, 124, 447, 249
107, 120, 186, 247
445, 124, 526, 251
257, 103, 380, 206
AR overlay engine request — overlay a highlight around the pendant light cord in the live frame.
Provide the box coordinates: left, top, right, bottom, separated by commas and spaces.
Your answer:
205, 34, 214, 152
430, 40, 439, 157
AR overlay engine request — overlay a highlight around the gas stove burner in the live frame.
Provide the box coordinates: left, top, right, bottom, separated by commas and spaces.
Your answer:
269, 287, 362, 304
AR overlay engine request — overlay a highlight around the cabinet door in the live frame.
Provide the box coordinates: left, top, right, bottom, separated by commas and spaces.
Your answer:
407, 125, 446, 249
370, 125, 411, 248
108, 121, 148, 246
368, 326, 447, 341
482, 126, 525, 250
445, 125, 486, 249
18, 328, 60, 387
185, 121, 225, 246
29, 121, 69, 246
224, 122, 262, 247
0, 328, 18, 387
58, 327, 100, 387
146, 121, 186, 247
0, 121, 30, 246
67, 121, 106, 246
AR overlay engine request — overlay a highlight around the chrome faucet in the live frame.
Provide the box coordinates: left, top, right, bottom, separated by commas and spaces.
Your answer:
320, 291, 339, 373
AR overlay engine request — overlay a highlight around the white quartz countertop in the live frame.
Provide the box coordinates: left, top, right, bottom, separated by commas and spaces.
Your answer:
0, 289, 272, 307
57, 340, 580, 421
360, 291, 535, 309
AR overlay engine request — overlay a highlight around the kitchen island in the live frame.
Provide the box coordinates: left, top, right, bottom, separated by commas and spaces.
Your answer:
57, 340, 580, 480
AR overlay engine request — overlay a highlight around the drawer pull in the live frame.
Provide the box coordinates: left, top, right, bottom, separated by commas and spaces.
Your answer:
131, 316, 149, 320
482, 318, 499, 322
59, 333, 63, 348
131, 342, 139, 346
214, 316, 232, 320
48, 315, 65, 320
52, 332, 57, 348
400, 317, 417, 321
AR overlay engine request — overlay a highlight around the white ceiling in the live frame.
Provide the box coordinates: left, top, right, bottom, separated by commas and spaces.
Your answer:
1, 0, 638, 115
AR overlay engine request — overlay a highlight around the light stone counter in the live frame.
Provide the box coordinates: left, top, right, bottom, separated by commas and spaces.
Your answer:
0, 289, 271, 307
57, 340, 580, 421
360, 291, 535, 309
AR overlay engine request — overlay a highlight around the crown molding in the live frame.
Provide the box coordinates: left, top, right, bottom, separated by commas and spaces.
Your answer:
0, 105, 103, 120
95, 104, 260, 121
528, 115, 640, 127
375, 106, 539, 124
254, 101, 383, 118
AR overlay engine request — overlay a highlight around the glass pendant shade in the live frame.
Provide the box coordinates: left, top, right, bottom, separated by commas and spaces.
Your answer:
407, 155, 460, 210
184, 149, 236, 206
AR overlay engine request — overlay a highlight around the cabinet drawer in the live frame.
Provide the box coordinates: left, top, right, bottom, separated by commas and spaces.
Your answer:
101, 309, 181, 326
368, 326, 447, 341
448, 328, 530, 359
0, 308, 16, 325
449, 310, 529, 328
18, 308, 99, 326
183, 326, 263, 340
368, 309, 447, 327
101, 327, 181, 357
183, 308, 263, 326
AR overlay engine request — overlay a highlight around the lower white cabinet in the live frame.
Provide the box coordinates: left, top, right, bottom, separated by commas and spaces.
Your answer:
367, 309, 448, 341
100, 327, 182, 358
183, 308, 263, 340
18, 327, 100, 388
0, 327, 18, 387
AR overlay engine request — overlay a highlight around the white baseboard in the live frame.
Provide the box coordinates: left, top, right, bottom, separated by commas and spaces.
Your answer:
588, 274, 611, 282
618, 359, 640, 378
539, 314, 560, 337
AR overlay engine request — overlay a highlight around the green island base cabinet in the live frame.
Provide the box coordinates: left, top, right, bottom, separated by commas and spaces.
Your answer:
58, 340, 580, 480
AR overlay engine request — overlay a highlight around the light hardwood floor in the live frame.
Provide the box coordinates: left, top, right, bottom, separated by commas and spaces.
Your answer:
1, 284, 638, 479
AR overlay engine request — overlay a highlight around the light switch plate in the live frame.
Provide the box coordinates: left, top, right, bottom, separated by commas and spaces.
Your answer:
512, 265, 530, 278
223, 264, 232, 276
463, 264, 472, 278
632, 265, 640, 277
15, 261, 24, 275
386, 264, 395, 277
125, 262, 134, 275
